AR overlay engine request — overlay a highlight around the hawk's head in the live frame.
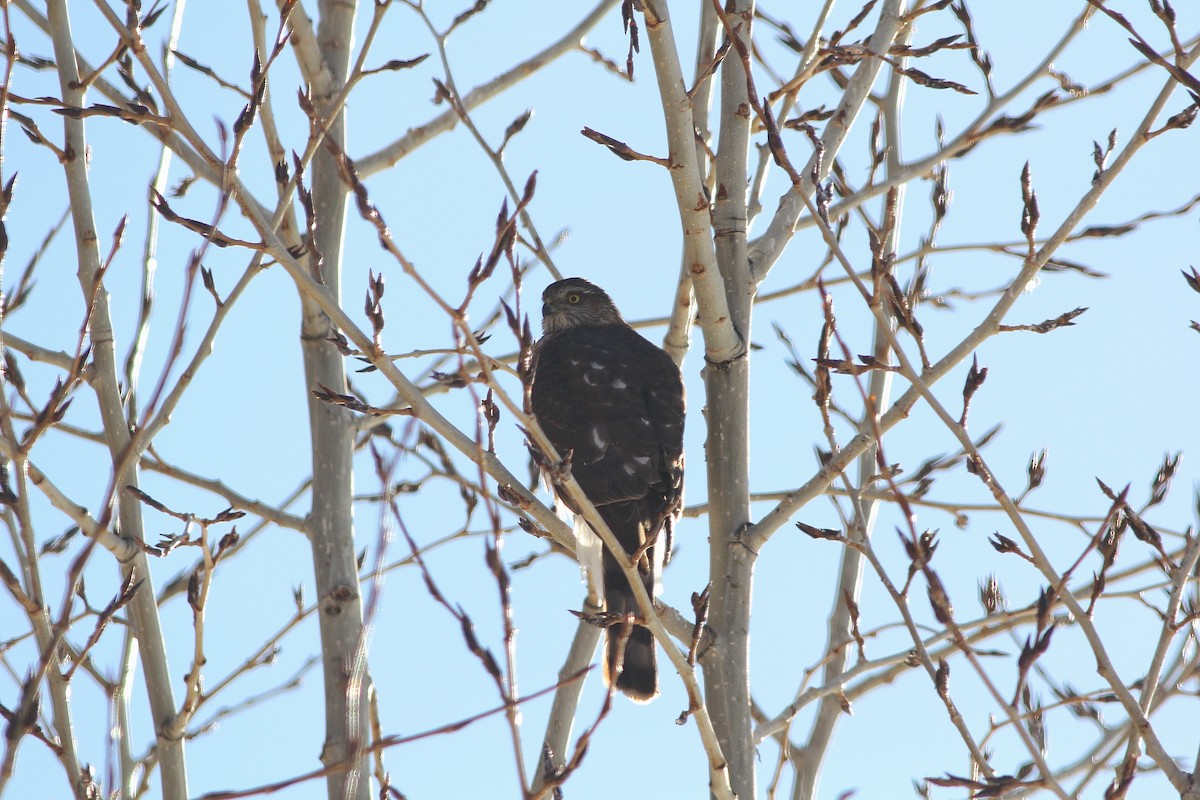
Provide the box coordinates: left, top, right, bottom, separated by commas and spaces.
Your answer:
540, 277, 624, 334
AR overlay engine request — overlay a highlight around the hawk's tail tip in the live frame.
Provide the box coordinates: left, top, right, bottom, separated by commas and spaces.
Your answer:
606, 626, 659, 703
616, 671, 659, 704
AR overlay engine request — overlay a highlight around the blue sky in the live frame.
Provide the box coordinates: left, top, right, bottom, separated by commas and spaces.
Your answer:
2, 2, 1199, 798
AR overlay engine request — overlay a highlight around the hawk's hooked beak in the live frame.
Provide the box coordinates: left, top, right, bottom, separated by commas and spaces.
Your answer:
542, 301, 553, 318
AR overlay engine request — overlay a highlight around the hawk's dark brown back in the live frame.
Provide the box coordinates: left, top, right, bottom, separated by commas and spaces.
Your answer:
531, 323, 683, 518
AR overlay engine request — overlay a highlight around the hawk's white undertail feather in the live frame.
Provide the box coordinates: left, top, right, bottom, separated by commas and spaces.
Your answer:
573, 513, 604, 607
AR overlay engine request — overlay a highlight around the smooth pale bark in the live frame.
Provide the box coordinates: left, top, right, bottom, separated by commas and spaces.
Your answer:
702, 2, 757, 798
45, 1, 189, 797
530, 599, 602, 796
793, 17, 909, 796
300, 3, 369, 799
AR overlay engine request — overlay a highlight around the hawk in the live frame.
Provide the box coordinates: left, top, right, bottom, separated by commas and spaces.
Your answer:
529, 277, 685, 702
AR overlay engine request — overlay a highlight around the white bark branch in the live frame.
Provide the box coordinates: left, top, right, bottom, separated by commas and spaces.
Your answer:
642, 0, 742, 365
355, 1, 620, 178
44, 0, 189, 796
748, 0, 906, 281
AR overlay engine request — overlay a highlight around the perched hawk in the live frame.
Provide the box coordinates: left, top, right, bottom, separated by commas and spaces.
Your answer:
529, 277, 685, 702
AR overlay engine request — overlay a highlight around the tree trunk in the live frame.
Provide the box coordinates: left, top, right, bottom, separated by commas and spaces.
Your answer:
301, 3, 369, 799
46, 1, 189, 797
703, 2, 757, 797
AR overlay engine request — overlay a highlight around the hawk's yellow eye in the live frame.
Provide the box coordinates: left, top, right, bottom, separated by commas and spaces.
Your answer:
565, 293, 581, 304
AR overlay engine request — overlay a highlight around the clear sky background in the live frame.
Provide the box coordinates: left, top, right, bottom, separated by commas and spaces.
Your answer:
2, 2, 1199, 799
